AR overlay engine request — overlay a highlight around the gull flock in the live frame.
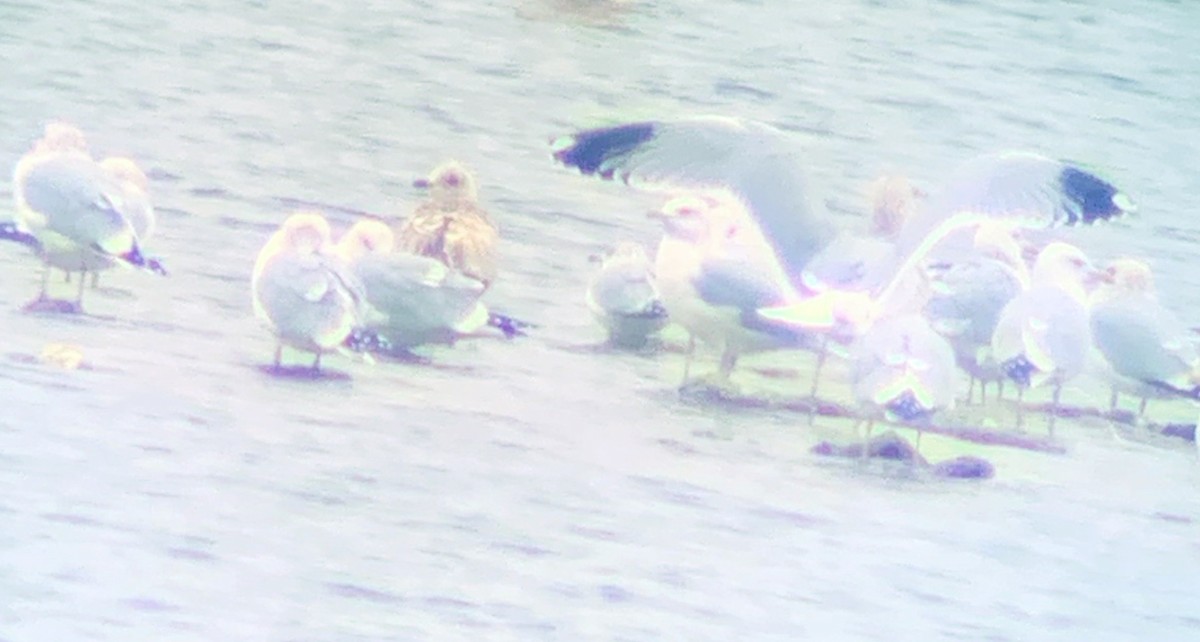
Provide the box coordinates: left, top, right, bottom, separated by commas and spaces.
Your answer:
5, 116, 1194, 472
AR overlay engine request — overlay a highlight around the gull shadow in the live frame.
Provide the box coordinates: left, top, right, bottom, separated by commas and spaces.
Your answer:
255, 364, 352, 381
677, 386, 1068, 455
21, 298, 84, 315
812, 431, 996, 480
372, 348, 477, 374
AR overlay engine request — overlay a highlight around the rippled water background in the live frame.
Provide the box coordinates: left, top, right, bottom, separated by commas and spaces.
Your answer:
2, 0, 1200, 639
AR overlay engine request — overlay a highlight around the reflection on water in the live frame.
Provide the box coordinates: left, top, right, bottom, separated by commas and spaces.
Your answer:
2, 0, 1200, 639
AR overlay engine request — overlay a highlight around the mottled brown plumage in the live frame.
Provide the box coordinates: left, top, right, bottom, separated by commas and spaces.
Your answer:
395, 160, 499, 289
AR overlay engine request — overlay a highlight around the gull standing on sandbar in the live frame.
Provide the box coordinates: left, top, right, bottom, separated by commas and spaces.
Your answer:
251, 212, 384, 373
11, 121, 163, 313
338, 218, 523, 354
1089, 258, 1200, 419
585, 241, 669, 349
396, 160, 500, 290
990, 242, 1104, 434
551, 117, 835, 389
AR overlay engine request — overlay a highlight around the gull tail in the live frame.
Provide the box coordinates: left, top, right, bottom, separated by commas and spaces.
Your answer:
145, 256, 169, 276
487, 312, 536, 339
1146, 380, 1200, 401
884, 390, 934, 423
1000, 355, 1038, 388
0, 221, 40, 250
107, 243, 169, 276
634, 300, 670, 320
344, 327, 392, 355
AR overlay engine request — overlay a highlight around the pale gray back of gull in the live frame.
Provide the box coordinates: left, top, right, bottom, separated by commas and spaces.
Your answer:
15, 150, 164, 312
923, 221, 1031, 400
801, 177, 920, 294
337, 219, 494, 351
1089, 259, 1200, 413
802, 234, 898, 295
17, 153, 151, 270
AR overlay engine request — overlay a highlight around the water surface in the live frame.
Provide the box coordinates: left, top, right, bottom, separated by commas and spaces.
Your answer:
2, 0, 1199, 639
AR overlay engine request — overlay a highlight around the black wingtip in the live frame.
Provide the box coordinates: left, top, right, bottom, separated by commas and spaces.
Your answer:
638, 300, 670, 320
884, 390, 933, 423
550, 121, 657, 178
1001, 355, 1037, 388
487, 312, 536, 339
147, 256, 168, 276
344, 327, 392, 354
111, 244, 145, 268
112, 244, 169, 276
0, 221, 41, 250
1060, 165, 1134, 224
1145, 380, 1200, 401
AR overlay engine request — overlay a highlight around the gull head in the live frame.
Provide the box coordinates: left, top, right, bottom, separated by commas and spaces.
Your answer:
1091, 257, 1156, 307
1031, 242, 1102, 300
973, 221, 1026, 270
100, 157, 150, 192
336, 219, 396, 263
604, 240, 650, 264
34, 121, 89, 154
592, 240, 651, 268
414, 160, 478, 206
868, 175, 925, 239
1103, 258, 1155, 293
649, 194, 739, 244
279, 211, 334, 255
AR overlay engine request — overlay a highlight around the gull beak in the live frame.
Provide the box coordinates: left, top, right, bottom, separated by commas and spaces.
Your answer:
1020, 243, 1040, 265
412, 178, 431, 189
645, 208, 669, 220
1084, 266, 1111, 288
